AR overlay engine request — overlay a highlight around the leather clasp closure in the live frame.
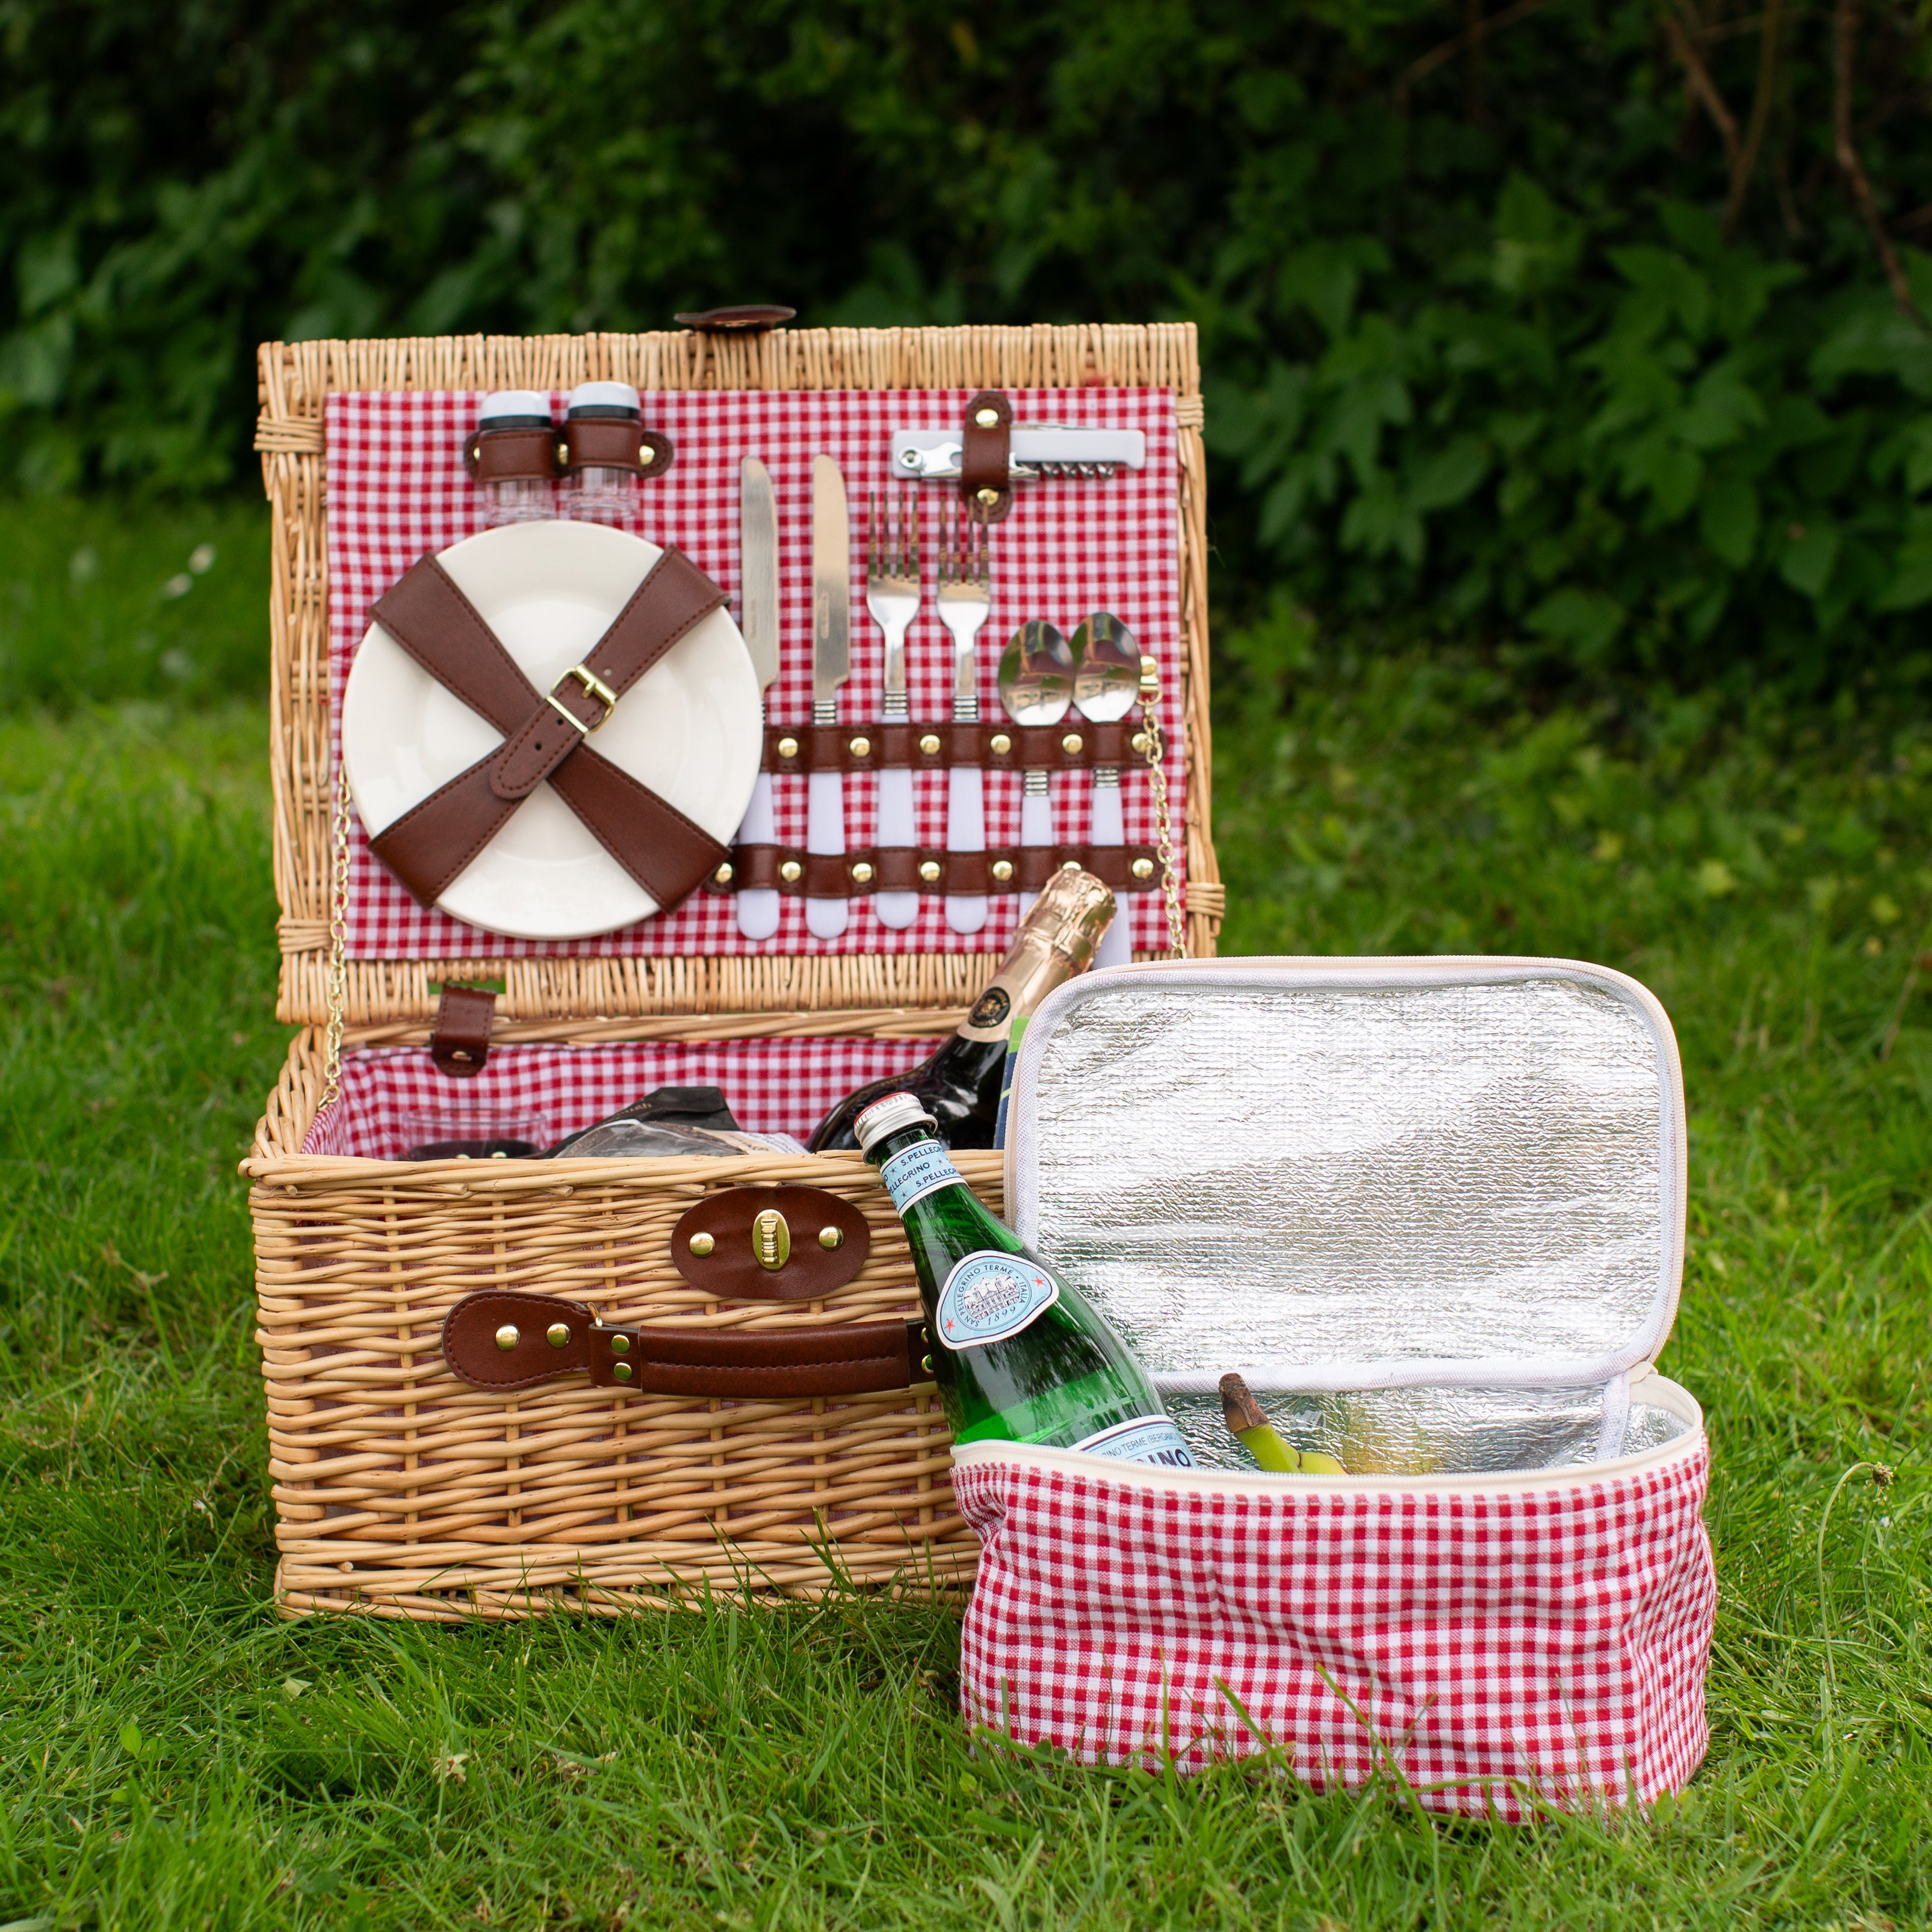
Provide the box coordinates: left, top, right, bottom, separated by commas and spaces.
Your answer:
546, 662, 619, 735
430, 982, 497, 1078
672, 1186, 872, 1299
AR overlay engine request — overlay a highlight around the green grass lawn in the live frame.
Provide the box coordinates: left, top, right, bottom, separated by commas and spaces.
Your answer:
1, 498, 1928, 1929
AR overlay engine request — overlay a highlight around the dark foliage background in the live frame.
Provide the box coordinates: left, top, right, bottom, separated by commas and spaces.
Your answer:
4, 0, 1931, 692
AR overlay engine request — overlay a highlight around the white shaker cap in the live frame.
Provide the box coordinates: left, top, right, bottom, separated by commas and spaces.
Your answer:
566, 380, 642, 415
477, 389, 551, 423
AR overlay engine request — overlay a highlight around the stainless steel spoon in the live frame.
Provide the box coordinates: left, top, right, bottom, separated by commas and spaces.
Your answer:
997, 620, 1075, 914
1069, 611, 1141, 966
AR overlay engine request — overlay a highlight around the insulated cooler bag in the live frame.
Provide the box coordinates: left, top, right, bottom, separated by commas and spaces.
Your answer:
956, 956, 1714, 1818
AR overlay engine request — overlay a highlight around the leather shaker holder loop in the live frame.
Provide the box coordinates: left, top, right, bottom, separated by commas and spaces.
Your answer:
462, 426, 559, 483
670, 1186, 871, 1300
560, 416, 676, 478
442, 1290, 928, 1400
430, 983, 497, 1077
961, 389, 1014, 523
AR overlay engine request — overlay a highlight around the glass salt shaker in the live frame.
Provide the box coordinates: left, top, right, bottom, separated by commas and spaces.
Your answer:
559, 381, 663, 522
464, 389, 557, 524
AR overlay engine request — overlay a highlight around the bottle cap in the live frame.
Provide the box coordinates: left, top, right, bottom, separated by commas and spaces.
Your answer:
566, 380, 643, 418
1025, 867, 1115, 965
477, 389, 553, 429
853, 1092, 935, 1153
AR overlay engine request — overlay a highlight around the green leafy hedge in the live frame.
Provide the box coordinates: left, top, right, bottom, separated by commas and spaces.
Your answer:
4, 0, 1930, 687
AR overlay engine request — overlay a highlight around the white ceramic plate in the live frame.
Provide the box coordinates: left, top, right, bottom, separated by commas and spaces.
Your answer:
341, 521, 760, 940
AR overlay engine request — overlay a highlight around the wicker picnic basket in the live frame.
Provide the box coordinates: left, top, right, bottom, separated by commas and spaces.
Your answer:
242, 322, 1221, 1620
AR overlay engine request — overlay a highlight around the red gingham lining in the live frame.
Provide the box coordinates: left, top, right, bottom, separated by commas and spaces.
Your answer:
952, 1441, 1714, 1820
302, 1035, 946, 1159
324, 386, 1184, 960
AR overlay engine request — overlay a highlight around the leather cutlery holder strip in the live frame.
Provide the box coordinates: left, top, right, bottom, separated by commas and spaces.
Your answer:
758, 717, 1145, 774
709, 843, 1161, 896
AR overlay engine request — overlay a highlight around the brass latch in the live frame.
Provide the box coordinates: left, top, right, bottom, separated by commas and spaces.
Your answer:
752, 1208, 791, 1271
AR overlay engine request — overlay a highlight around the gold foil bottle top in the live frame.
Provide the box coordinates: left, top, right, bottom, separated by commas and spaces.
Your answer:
1027, 866, 1116, 970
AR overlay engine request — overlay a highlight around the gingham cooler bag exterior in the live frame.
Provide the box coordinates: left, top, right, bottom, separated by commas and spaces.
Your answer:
951, 1408, 1715, 1820
964, 955, 1715, 1814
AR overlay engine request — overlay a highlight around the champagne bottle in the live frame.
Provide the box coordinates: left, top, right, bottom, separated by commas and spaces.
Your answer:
855, 1092, 1195, 1466
807, 869, 1115, 1153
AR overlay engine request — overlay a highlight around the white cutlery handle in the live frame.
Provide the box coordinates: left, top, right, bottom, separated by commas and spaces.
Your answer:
873, 764, 918, 930
1091, 773, 1132, 967
1017, 787, 1053, 920
733, 768, 779, 941
945, 764, 988, 933
807, 767, 849, 940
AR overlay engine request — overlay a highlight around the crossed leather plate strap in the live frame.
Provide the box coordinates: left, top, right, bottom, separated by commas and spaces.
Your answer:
365, 546, 731, 911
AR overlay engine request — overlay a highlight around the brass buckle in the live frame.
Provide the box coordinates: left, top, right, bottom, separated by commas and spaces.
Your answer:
546, 663, 619, 734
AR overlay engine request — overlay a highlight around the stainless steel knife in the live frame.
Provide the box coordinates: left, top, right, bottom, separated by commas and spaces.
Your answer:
733, 457, 782, 940
807, 454, 850, 940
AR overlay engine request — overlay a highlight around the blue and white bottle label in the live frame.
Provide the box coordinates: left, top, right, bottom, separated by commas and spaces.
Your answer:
879, 1140, 965, 1215
1070, 1416, 1198, 1468
935, 1250, 1060, 1350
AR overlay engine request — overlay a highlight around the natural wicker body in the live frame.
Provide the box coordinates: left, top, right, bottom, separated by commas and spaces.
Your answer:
244, 323, 1216, 1618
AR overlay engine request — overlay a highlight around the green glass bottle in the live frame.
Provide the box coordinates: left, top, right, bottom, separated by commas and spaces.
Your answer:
855, 1092, 1195, 1466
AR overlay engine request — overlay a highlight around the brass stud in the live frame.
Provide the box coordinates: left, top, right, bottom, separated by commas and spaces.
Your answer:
494, 1324, 520, 1352
689, 1231, 716, 1257
638, 444, 655, 466
817, 1225, 845, 1251
546, 1322, 570, 1348
777, 735, 800, 759
556, 440, 571, 469
1061, 732, 1084, 755
613, 1361, 634, 1383
918, 859, 942, 883
609, 1333, 631, 1355
989, 732, 1012, 755
1132, 856, 1155, 879
1131, 731, 1150, 755
918, 732, 942, 756
976, 487, 1000, 508
850, 860, 875, 884
974, 406, 1000, 429
712, 861, 734, 886
991, 858, 1014, 882
848, 735, 872, 758
1062, 858, 1083, 871
920, 1354, 935, 1376
779, 859, 802, 884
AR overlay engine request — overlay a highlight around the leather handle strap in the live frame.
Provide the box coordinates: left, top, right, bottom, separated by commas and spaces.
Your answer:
363, 550, 729, 909
442, 1291, 930, 1400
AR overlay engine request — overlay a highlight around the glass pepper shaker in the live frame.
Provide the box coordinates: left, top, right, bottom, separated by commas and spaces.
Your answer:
559, 381, 668, 522
463, 389, 558, 524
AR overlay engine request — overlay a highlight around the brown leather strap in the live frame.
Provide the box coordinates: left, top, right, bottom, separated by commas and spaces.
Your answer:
560, 416, 676, 477
430, 983, 497, 1077
442, 1291, 929, 1399
364, 550, 731, 910
707, 841, 1160, 896
463, 427, 560, 482
674, 304, 796, 332
763, 717, 1139, 774
961, 389, 1014, 523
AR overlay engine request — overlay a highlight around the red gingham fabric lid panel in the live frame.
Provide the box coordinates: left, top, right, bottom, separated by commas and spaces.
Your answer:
302, 1034, 946, 1158
325, 387, 1184, 961
952, 1443, 1715, 1821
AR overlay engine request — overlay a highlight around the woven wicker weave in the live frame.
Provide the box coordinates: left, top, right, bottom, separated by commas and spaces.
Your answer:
244, 323, 1217, 1619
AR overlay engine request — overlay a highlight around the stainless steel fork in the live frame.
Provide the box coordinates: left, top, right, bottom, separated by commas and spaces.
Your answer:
935, 501, 992, 933
867, 489, 921, 930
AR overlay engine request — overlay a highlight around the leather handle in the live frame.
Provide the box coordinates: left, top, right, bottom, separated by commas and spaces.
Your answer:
442, 1291, 930, 1399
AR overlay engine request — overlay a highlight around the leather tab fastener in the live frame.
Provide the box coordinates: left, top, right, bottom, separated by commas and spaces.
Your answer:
961, 389, 1014, 523
560, 416, 676, 478
441, 1290, 929, 1400
431, 983, 497, 1078
670, 1187, 872, 1301
673, 304, 797, 333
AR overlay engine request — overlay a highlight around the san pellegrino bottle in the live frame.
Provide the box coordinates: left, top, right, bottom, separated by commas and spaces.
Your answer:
808, 868, 1115, 1153
855, 1092, 1195, 1466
